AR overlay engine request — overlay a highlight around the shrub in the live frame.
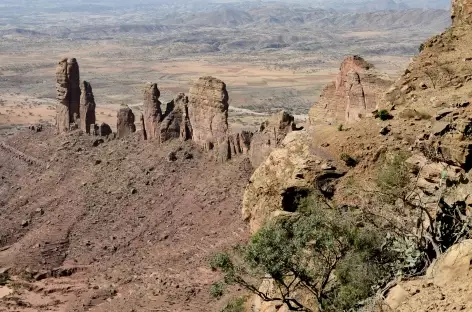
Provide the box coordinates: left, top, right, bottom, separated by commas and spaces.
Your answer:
375, 109, 393, 121
210, 282, 225, 299
0, 271, 9, 286
376, 152, 410, 202
418, 43, 425, 53
337, 124, 344, 131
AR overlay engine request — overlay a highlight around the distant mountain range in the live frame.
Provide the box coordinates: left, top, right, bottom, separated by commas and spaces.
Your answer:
0, 0, 452, 14
312, 0, 450, 11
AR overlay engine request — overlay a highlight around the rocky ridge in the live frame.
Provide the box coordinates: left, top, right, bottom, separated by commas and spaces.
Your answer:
54, 66, 300, 165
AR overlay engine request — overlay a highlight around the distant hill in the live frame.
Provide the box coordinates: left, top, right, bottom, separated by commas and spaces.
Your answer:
186, 8, 254, 26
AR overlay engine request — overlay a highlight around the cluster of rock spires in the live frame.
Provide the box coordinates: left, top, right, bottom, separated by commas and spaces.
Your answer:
55, 58, 104, 136
55, 60, 298, 164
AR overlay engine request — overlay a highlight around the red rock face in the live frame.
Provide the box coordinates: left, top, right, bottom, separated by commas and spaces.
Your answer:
79, 81, 96, 134
142, 83, 162, 140
67, 59, 81, 124
160, 93, 190, 143
117, 107, 136, 138
249, 111, 295, 167
188, 76, 229, 151
55, 58, 81, 133
452, 0, 472, 25
309, 55, 390, 124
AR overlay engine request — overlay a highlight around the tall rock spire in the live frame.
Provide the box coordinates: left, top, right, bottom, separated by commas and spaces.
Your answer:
79, 81, 96, 134
55, 57, 81, 133
142, 83, 162, 140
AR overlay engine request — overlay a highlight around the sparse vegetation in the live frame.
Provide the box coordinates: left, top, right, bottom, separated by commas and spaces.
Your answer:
371, 151, 472, 257
374, 109, 393, 121
210, 282, 225, 299
0, 270, 10, 286
221, 297, 246, 312
418, 42, 425, 52
376, 151, 411, 202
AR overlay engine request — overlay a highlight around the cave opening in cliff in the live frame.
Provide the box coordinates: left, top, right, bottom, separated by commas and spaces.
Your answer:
281, 187, 311, 212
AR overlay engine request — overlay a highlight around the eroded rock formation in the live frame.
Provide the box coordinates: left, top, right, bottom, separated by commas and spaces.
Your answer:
142, 83, 162, 140
243, 131, 345, 233
56, 58, 81, 133
188, 76, 229, 151
452, 0, 472, 25
117, 107, 136, 138
178, 93, 193, 141
79, 81, 96, 134
160, 93, 190, 143
309, 55, 391, 124
249, 111, 296, 167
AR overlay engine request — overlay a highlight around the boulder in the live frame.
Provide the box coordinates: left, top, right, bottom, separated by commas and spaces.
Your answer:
142, 83, 162, 140
79, 81, 96, 134
309, 55, 391, 124
385, 285, 411, 310
116, 107, 136, 138
188, 76, 229, 151
427, 239, 472, 287
98, 123, 112, 137
249, 111, 296, 167
242, 131, 345, 233
55, 57, 81, 133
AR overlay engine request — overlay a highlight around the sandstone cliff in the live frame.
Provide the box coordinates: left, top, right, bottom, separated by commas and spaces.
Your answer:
309, 55, 392, 124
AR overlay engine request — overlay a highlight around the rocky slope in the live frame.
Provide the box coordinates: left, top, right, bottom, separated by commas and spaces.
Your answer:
2, 1, 472, 312
0, 128, 253, 311
241, 0, 472, 311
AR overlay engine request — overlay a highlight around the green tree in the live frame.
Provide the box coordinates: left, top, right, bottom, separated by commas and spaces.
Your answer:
211, 196, 399, 311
